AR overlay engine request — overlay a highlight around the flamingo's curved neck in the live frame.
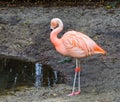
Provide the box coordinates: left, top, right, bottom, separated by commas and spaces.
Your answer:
50, 19, 63, 46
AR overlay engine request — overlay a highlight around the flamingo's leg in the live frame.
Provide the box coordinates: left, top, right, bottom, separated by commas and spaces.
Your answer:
78, 60, 81, 92
78, 71, 81, 93
67, 70, 77, 96
74, 69, 81, 94
76, 59, 81, 94
67, 58, 81, 96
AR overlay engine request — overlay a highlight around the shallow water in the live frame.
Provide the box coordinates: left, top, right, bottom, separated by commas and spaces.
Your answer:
0, 55, 64, 94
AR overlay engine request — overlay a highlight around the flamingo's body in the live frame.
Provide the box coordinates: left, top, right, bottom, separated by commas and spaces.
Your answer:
50, 18, 106, 96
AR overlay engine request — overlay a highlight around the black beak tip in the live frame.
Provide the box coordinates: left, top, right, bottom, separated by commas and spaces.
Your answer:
50, 29, 53, 31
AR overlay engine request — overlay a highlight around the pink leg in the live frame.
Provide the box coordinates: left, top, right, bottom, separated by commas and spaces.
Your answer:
67, 59, 81, 96
74, 71, 81, 95
75, 60, 81, 95
67, 71, 77, 96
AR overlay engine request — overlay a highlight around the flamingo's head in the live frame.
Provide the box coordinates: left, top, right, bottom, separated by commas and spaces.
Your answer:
50, 18, 59, 31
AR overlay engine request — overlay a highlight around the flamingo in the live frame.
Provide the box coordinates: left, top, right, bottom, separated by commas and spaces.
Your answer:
50, 18, 106, 96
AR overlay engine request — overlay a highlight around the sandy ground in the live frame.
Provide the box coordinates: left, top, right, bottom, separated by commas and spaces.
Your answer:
0, 6, 120, 102
0, 84, 120, 102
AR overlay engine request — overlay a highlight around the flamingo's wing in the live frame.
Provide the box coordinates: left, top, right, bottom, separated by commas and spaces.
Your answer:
62, 31, 95, 53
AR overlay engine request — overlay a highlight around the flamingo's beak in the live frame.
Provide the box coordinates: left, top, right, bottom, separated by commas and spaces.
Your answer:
50, 28, 53, 31
50, 26, 54, 31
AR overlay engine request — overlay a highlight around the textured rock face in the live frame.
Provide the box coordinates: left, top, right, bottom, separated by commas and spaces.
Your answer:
0, 7, 120, 98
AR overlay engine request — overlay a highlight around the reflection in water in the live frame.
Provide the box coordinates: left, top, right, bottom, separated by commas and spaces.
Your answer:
35, 63, 42, 88
54, 71, 58, 83
0, 56, 35, 91
35, 64, 64, 87
13, 73, 18, 89
0, 55, 64, 93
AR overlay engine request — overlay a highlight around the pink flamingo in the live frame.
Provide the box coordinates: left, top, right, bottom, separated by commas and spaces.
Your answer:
50, 18, 106, 96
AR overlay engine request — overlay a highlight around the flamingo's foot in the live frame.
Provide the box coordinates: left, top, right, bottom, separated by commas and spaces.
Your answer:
74, 91, 81, 95
67, 91, 81, 96
67, 92, 75, 96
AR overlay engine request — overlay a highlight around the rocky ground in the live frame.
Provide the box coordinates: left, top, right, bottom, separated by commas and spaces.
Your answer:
0, 6, 120, 102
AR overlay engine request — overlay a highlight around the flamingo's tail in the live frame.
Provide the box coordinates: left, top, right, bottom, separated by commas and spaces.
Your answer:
94, 45, 106, 55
